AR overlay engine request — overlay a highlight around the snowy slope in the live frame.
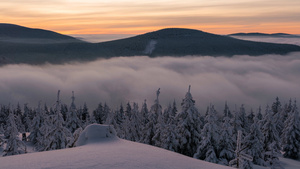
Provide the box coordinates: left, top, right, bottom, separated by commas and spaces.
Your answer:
252, 158, 300, 169
0, 124, 234, 169
279, 157, 300, 169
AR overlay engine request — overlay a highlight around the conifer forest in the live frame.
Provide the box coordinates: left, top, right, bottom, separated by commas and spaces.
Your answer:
0, 87, 299, 169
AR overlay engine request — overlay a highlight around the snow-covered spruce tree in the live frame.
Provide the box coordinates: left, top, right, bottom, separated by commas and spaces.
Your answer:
140, 100, 149, 126
43, 103, 48, 113
41, 90, 73, 151
140, 89, 161, 145
66, 91, 81, 133
13, 103, 25, 134
280, 99, 292, 131
116, 103, 125, 126
24, 103, 35, 124
150, 89, 163, 147
60, 103, 68, 121
4, 105, 13, 139
256, 106, 263, 121
243, 114, 265, 166
0, 105, 9, 127
102, 103, 110, 123
163, 103, 172, 124
272, 97, 284, 136
125, 102, 141, 142
218, 107, 235, 165
122, 102, 131, 140
38, 111, 53, 151
152, 107, 164, 148
80, 103, 90, 127
0, 124, 4, 134
140, 99, 149, 142
231, 104, 249, 151
231, 106, 241, 138
114, 104, 125, 138
281, 100, 300, 159
105, 108, 117, 127
223, 101, 233, 119
160, 105, 179, 152
238, 104, 249, 133
194, 104, 219, 163
162, 100, 178, 125
171, 100, 178, 118
125, 102, 132, 120
88, 108, 97, 124
28, 102, 45, 150
22, 105, 32, 132
176, 85, 202, 157
3, 111, 27, 156
272, 97, 282, 114
262, 105, 281, 168
93, 103, 103, 124
137, 100, 148, 141
140, 110, 156, 144
247, 108, 255, 127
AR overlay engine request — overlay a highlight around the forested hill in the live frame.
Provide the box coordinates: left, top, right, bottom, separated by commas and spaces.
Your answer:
101, 28, 300, 57
1, 24, 300, 64
0, 23, 82, 43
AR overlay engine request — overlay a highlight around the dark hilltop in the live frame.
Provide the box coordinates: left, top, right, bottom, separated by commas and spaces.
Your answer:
1, 24, 300, 64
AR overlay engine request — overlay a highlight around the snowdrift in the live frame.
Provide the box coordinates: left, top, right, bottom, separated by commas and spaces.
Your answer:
76, 124, 118, 146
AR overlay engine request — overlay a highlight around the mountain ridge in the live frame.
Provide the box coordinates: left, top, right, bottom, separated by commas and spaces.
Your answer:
229, 32, 299, 37
0, 23, 82, 43
0, 24, 300, 65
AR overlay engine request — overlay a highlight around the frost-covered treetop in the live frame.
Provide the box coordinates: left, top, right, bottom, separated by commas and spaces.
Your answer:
181, 85, 195, 112
70, 91, 76, 111
54, 90, 61, 112
155, 88, 161, 105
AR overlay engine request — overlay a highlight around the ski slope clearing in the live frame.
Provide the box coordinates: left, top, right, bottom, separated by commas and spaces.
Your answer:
0, 124, 234, 169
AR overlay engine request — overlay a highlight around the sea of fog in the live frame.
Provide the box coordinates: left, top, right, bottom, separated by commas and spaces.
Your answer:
0, 36, 300, 113
70, 34, 136, 43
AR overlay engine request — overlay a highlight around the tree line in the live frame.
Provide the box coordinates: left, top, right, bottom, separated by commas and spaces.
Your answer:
0, 87, 299, 169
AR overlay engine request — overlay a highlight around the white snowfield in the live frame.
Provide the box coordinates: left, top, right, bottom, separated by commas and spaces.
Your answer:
0, 124, 234, 169
1, 124, 299, 169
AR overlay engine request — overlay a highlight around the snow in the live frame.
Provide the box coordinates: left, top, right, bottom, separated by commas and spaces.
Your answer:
1, 124, 299, 169
279, 157, 300, 169
76, 124, 118, 146
251, 158, 300, 169
0, 124, 234, 169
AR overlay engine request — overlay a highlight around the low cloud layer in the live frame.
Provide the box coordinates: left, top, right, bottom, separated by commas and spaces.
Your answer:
1, 52, 300, 113
231, 35, 300, 46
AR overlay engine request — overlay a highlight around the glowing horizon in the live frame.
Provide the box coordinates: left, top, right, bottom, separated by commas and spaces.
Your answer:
1, 0, 300, 35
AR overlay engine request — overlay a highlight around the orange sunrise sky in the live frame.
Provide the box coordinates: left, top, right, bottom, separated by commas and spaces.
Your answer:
1, 0, 299, 35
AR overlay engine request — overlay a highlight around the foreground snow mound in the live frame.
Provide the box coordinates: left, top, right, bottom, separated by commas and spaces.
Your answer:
76, 124, 118, 146
0, 139, 235, 169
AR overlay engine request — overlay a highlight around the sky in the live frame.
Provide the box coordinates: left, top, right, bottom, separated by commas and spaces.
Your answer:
1, 0, 299, 34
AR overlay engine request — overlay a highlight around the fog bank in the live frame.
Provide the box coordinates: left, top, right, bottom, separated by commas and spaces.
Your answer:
1, 52, 300, 113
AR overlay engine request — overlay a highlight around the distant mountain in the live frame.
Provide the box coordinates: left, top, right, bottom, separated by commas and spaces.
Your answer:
99, 28, 300, 57
0, 25, 300, 65
229, 32, 298, 37
0, 23, 82, 43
